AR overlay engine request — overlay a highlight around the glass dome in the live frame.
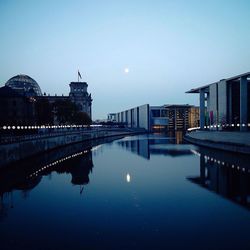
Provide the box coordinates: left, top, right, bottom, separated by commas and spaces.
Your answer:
5, 74, 42, 96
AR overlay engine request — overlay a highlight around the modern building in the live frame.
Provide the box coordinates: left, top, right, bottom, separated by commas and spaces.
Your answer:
150, 105, 168, 132
110, 104, 199, 132
164, 104, 199, 131
0, 74, 92, 125
186, 72, 250, 131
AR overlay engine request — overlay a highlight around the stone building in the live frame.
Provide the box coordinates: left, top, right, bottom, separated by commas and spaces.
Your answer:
69, 82, 92, 117
0, 86, 36, 126
0, 74, 92, 125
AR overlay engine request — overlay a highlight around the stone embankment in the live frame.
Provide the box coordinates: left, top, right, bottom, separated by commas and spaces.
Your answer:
184, 131, 250, 154
0, 128, 146, 167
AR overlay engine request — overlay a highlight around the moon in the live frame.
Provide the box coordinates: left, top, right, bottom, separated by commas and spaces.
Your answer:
124, 67, 129, 74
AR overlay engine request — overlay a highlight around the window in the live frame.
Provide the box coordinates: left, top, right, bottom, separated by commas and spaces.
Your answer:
151, 110, 160, 117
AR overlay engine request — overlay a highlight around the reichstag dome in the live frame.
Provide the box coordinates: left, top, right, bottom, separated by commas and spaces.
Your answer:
5, 74, 42, 96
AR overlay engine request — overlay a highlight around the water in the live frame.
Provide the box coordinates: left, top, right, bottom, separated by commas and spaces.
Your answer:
0, 134, 250, 250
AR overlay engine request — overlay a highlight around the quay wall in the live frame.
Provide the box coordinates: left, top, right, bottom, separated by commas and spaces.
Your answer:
0, 129, 144, 167
184, 131, 250, 154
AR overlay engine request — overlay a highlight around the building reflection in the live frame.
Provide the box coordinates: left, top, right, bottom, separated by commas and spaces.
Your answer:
0, 146, 94, 220
0, 135, 123, 219
187, 148, 250, 210
117, 132, 193, 159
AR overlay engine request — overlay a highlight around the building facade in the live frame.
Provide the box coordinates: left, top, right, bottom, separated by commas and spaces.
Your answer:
0, 74, 92, 125
187, 72, 250, 131
110, 104, 199, 132
0, 86, 36, 126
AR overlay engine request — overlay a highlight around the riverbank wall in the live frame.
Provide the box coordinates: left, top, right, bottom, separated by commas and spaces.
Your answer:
0, 129, 145, 167
184, 131, 250, 154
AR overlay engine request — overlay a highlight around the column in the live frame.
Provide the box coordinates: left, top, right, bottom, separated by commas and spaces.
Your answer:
240, 77, 248, 131
227, 82, 233, 125
199, 89, 205, 130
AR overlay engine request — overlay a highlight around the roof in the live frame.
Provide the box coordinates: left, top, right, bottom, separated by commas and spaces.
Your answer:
186, 72, 250, 94
5, 74, 42, 96
164, 104, 194, 108
70, 82, 88, 86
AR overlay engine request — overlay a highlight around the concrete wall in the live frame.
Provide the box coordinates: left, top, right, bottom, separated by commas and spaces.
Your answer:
138, 104, 150, 130
0, 129, 143, 168
208, 83, 218, 127
218, 80, 227, 125
115, 104, 149, 130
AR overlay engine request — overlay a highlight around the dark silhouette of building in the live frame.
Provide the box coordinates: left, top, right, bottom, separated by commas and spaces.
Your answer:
0, 86, 36, 126
0, 74, 92, 125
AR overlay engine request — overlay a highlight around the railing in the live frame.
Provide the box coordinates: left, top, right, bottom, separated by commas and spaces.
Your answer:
187, 123, 250, 132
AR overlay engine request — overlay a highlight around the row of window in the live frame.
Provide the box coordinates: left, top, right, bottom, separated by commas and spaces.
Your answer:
73, 88, 86, 92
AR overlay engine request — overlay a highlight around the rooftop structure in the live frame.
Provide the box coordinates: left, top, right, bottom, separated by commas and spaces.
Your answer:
5, 74, 42, 96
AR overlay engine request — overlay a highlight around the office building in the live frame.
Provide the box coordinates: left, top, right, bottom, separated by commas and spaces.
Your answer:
110, 104, 199, 132
186, 72, 250, 131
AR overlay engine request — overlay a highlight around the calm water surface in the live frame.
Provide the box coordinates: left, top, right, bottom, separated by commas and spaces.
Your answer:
0, 134, 250, 250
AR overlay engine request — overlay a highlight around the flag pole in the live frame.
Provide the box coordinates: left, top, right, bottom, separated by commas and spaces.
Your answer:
78, 70, 79, 82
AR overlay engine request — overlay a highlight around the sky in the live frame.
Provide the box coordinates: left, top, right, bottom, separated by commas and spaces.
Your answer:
0, 0, 250, 119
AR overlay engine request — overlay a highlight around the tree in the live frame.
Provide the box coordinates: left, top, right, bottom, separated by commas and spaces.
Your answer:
35, 98, 53, 125
73, 111, 92, 125
53, 100, 92, 125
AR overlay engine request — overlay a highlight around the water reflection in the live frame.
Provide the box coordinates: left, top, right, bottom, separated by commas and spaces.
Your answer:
0, 135, 123, 220
126, 173, 131, 183
187, 147, 250, 210
0, 150, 93, 219
0, 134, 250, 249
117, 133, 194, 159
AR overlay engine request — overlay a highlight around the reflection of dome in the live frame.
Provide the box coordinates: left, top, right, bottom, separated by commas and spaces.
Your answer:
5, 74, 42, 96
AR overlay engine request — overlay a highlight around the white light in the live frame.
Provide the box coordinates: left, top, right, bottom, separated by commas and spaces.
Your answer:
126, 173, 131, 183
124, 68, 129, 74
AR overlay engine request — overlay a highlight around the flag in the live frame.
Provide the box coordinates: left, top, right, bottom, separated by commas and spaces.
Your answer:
78, 70, 82, 79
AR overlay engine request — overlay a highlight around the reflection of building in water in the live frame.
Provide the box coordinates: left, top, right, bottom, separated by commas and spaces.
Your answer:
187, 149, 250, 210
55, 151, 93, 187
117, 136, 194, 159
0, 149, 93, 219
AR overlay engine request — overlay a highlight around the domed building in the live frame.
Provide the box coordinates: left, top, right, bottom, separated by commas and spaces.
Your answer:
0, 73, 92, 126
5, 74, 42, 96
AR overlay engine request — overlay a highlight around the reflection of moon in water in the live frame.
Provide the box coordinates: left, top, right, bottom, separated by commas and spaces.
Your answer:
126, 173, 131, 183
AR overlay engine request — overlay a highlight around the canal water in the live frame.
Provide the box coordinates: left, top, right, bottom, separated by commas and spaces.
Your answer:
0, 134, 250, 250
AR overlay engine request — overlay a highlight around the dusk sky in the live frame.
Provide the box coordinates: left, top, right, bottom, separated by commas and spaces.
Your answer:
0, 0, 250, 119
